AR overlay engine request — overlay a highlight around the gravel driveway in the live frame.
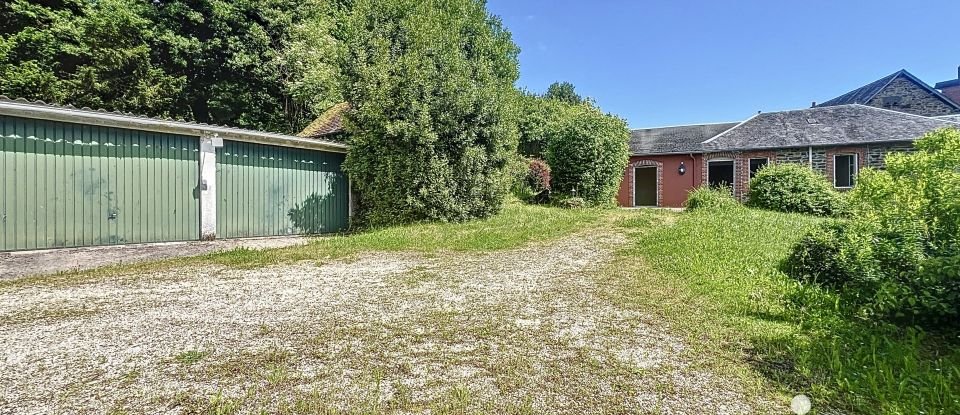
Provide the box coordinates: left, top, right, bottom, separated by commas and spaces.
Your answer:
0, 230, 776, 414
0, 237, 309, 280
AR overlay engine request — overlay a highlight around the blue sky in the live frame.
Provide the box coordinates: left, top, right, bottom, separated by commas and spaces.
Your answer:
487, 0, 960, 128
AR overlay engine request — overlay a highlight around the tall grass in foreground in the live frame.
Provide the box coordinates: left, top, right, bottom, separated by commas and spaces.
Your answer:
626, 207, 960, 414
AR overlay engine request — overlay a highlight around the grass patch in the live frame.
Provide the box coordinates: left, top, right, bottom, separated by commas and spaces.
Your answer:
613, 207, 960, 414
205, 201, 611, 269
175, 350, 209, 365
1, 202, 611, 288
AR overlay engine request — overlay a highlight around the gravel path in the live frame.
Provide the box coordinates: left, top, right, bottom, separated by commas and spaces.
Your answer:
0, 230, 775, 414
0, 237, 309, 280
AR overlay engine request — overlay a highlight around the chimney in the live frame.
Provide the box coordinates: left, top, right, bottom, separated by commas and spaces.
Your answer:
934, 66, 960, 105
811, 101, 817, 108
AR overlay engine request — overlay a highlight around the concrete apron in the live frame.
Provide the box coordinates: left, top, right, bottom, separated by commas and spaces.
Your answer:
0, 236, 310, 280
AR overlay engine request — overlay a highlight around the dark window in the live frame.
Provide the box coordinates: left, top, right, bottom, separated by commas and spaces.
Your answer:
749, 158, 768, 178
708, 160, 734, 191
834, 154, 857, 188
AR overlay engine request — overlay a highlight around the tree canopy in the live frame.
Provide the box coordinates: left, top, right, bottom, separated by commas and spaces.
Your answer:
339, 0, 520, 226
544, 81, 585, 105
0, 0, 339, 133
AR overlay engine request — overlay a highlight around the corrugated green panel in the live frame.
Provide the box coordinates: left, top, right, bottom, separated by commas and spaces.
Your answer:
216, 140, 349, 238
0, 115, 200, 251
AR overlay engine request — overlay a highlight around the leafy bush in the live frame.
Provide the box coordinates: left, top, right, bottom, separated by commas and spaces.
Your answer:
685, 186, 740, 210
544, 104, 629, 205
785, 128, 960, 327
511, 158, 552, 203
525, 159, 551, 194
747, 163, 846, 216
340, 0, 520, 227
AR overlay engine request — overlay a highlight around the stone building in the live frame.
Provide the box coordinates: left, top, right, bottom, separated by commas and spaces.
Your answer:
618, 68, 960, 208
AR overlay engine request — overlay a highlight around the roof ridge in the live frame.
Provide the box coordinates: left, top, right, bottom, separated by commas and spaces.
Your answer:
631, 120, 740, 131
701, 113, 758, 144
848, 103, 960, 121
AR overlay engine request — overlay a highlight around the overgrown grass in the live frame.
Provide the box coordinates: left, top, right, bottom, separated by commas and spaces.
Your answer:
1, 201, 611, 288
207, 201, 611, 268
614, 207, 960, 414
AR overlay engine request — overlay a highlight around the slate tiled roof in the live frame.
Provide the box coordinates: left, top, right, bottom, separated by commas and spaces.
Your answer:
299, 102, 348, 139
816, 70, 960, 110
935, 114, 960, 123
629, 122, 738, 155
704, 104, 957, 151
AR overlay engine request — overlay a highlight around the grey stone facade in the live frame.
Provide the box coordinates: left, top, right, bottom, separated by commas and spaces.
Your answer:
866, 142, 915, 169
866, 76, 959, 117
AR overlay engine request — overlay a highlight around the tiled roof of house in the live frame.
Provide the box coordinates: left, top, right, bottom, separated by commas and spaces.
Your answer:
935, 114, 960, 123
298, 102, 348, 139
816, 69, 960, 110
935, 79, 960, 89
629, 122, 738, 155
704, 104, 957, 151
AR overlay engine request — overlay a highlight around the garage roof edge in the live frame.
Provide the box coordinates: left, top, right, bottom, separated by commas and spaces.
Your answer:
0, 97, 349, 153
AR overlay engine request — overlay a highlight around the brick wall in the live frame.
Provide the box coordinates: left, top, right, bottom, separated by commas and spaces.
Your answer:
867, 76, 959, 117
702, 142, 917, 200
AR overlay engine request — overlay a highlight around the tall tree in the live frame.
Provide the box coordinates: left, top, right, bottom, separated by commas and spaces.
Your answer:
339, 0, 520, 226
145, 0, 340, 132
544, 81, 584, 105
0, 0, 341, 133
0, 0, 183, 116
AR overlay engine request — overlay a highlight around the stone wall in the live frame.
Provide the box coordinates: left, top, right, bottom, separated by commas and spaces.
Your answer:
867, 76, 959, 117
866, 142, 915, 169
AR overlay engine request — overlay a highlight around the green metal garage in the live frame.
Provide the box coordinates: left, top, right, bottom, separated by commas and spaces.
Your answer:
0, 98, 350, 252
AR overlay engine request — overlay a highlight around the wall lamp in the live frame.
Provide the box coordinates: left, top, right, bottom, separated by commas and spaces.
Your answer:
678, 161, 687, 176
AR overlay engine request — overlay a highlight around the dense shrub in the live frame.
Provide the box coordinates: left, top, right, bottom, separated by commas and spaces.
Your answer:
684, 186, 740, 210
511, 158, 552, 203
747, 163, 846, 216
525, 159, 552, 194
544, 105, 629, 205
785, 128, 960, 327
340, 0, 520, 227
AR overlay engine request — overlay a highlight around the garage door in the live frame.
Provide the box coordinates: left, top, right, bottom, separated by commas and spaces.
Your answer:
216, 140, 349, 238
0, 116, 200, 251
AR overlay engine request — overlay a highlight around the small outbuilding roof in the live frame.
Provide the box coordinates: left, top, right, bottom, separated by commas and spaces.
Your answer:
0, 96, 348, 153
299, 102, 348, 139
629, 122, 738, 155
704, 104, 957, 151
816, 69, 960, 111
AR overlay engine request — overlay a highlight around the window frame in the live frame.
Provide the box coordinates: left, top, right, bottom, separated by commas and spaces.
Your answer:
748, 157, 769, 178
833, 153, 858, 189
707, 158, 736, 194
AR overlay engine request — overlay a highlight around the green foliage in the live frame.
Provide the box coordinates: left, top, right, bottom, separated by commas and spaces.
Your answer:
0, 0, 340, 133
338, 0, 520, 227
629, 208, 960, 414
512, 158, 551, 203
543, 81, 584, 105
544, 104, 629, 205
747, 163, 846, 216
684, 185, 740, 211
515, 91, 565, 157
786, 128, 960, 327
